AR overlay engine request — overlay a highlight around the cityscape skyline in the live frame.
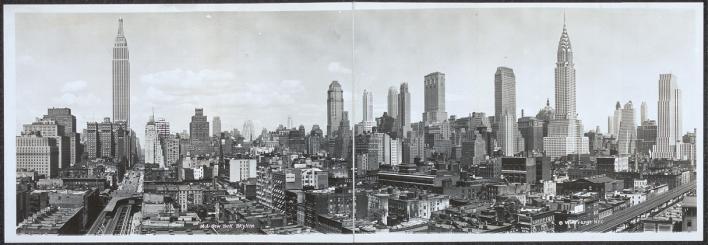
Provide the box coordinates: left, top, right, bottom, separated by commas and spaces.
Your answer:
6, 3, 702, 242
13, 8, 702, 142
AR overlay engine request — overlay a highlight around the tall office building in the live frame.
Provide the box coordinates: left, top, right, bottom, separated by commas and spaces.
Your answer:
155, 117, 170, 139
16, 131, 59, 178
495, 67, 517, 156
212, 116, 221, 137
362, 89, 374, 122
98, 118, 115, 159
144, 116, 165, 167
42, 108, 79, 166
112, 18, 130, 128
542, 20, 589, 158
653, 74, 682, 159
637, 119, 658, 155
398, 82, 412, 137
327, 81, 344, 137
86, 122, 99, 159
617, 101, 637, 155
243, 120, 255, 142
518, 116, 544, 153
190, 108, 209, 141
610, 102, 622, 138
640, 101, 648, 123
387, 86, 399, 119
607, 116, 614, 139
22, 119, 70, 171
423, 72, 447, 124
163, 134, 181, 167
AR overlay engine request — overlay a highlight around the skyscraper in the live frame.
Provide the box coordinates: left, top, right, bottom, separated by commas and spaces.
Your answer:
607, 116, 614, 139
144, 115, 165, 167
42, 108, 79, 166
637, 119, 657, 155
542, 20, 589, 158
22, 119, 70, 171
618, 101, 637, 155
155, 118, 170, 139
243, 120, 255, 142
190, 108, 209, 141
495, 67, 517, 156
213, 116, 221, 137
387, 86, 399, 119
653, 74, 682, 159
112, 18, 130, 128
611, 102, 622, 138
362, 89, 374, 122
327, 81, 344, 137
640, 101, 648, 123
398, 82, 411, 136
423, 72, 447, 124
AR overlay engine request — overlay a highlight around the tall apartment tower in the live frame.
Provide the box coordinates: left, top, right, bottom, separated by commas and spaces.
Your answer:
617, 101, 637, 155
327, 81, 344, 137
362, 89, 374, 122
653, 74, 682, 159
212, 116, 221, 137
398, 82, 411, 137
190, 108, 210, 141
494, 67, 517, 156
112, 18, 131, 128
542, 20, 589, 158
423, 72, 447, 125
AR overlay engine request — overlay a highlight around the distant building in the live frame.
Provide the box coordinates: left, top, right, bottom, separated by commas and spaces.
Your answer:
212, 116, 221, 137
98, 117, 114, 159
190, 108, 210, 141
327, 81, 344, 138
542, 22, 589, 158
228, 159, 257, 183
636, 120, 657, 156
22, 119, 70, 171
495, 67, 518, 156
163, 134, 181, 166
42, 108, 79, 166
112, 18, 131, 128
423, 72, 447, 125
398, 82, 412, 137
144, 116, 165, 167
362, 89, 374, 122
518, 115, 544, 154
16, 131, 59, 177
653, 74, 682, 159
387, 86, 399, 121
617, 101, 637, 155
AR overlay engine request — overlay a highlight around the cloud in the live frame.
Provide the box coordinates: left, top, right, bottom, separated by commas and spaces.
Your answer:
61, 80, 88, 93
137, 69, 307, 110
328, 62, 352, 74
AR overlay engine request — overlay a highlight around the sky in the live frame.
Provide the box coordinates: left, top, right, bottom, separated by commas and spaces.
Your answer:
12, 6, 702, 142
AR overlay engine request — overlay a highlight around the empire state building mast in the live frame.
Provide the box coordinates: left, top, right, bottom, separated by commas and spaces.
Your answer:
543, 16, 589, 158
113, 18, 131, 128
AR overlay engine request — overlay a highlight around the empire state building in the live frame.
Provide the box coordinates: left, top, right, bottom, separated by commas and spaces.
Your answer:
543, 19, 589, 158
113, 18, 131, 127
